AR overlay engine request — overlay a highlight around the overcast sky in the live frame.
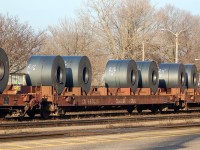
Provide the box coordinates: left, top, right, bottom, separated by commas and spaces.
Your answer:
0, 0, 199, 30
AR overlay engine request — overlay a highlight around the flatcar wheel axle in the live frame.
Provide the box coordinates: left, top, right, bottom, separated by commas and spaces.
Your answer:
27, 107, 36, 119
40, 104, 51, 119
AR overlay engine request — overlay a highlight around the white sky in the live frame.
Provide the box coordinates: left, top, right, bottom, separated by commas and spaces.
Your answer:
0, 0, 199, 30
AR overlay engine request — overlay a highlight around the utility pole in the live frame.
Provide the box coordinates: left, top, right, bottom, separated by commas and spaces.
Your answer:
175, 33, 178, 63
161, 28, 188, 63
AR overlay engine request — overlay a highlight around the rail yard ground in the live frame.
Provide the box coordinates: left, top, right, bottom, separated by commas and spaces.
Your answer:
0, 125, 200, 150
1, 113, 200, 149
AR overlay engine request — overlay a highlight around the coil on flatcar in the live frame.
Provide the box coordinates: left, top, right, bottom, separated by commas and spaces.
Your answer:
136, 61, 159, 94
159, 63, 186, 92
104, 59, 138, 92
62, 56, 92, 94
0, 48, 9, 93
185, 64, 198, 89
26, 55, 66, 95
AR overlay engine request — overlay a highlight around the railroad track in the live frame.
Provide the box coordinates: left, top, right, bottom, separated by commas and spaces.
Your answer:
1, 113, 200, 129
2, 110, 130, 121
2, 108, 200, 122
1, 113, 200, 140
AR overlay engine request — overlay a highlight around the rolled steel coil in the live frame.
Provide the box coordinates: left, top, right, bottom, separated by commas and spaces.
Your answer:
136, 61, 158, 94
62, 56, 92, 93
26, 55, 66, 94
185, 64, 198, 89
159, 63, 186, 92
104, 60, 138, 92
0, 48, 9, 93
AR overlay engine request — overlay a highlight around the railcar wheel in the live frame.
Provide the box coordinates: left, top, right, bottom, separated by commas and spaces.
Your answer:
151, 107, 159, 114
174, 106, 180, 112
158, 107, 163, 114
40, 104, 50, 119
18, 109, 25, 121
137, 106, 142, 113
127, 106, 134, 114
27, 107, 36, 119
0, 112, 7, 118
58, 108, 66, 118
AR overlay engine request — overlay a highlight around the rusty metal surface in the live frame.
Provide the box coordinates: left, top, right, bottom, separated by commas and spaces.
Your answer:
56, 95, 171, 107
1, 86, 200, 107
0, 94, 28, 106
0, 86, 53, 107
193, 95, 200, 102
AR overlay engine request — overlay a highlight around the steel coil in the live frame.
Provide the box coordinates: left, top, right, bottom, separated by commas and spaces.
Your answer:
26, 55, 66, 94
0, 48, 9, 93
136, 61, 158, 94
185, 64, 198, 89
62, 56, 92, 93
159, 63, 186, 92
105, 60, 138, 92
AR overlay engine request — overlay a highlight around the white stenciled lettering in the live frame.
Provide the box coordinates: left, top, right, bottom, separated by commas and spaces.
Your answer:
27, 64, 37, 73
108, 67, 116, 76
65, 61, 72, 68
116, 99, 126, 104
159, 68, 167, 73
129, 99, 136, 104
159, 68, 167, 78
81, 99, 99, 105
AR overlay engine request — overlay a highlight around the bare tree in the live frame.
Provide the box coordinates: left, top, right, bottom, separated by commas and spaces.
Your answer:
43, 17, 109, 86
0, 14, 45, 73
44, 17, 95, 55
43, 1, 200, 85
80, 0, 157, 60
156, 5, 195, 63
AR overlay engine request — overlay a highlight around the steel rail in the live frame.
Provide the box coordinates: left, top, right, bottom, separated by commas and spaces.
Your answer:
1, 113, 200, 129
